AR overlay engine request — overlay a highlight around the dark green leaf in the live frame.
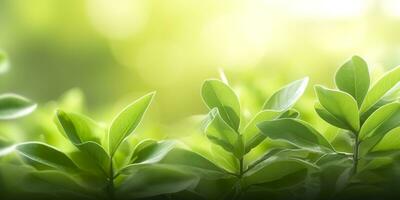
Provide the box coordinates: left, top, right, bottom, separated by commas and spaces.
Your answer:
117, 164, 199, 198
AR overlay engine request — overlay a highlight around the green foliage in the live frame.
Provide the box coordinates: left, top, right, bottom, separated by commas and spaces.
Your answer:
1, 54, 400, 199
312, 56, 400, 199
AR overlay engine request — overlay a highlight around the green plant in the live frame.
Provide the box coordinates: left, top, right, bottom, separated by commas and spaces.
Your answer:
179, 77, 320, 199
11, 92, 198, 199
257, 56, 400, 199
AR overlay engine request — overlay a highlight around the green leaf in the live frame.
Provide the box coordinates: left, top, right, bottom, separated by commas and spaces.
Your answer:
243, 156, 317, 186
359, 102, 400, 140
257, 118, 334, 152
130, 139, 157, 161
131, 140, 176, 165
205, 109, 242, 157
0, 94, 36, 120
279, 109, 300, 118
360, 66, 400, 114
16, 142, 79, 173
359, 107, 400, 156
55, 110, 102, 144
315, 85, 360, 131
335, 56, 370, 106
263, 77, 309, 111
117, 164, 199, 198
243, 110, 282, 153
202, 79, 241, 130
0, 50, 9, 74
314, 102, 351, 130
55, 110, 110, 176
109, 92, 155, 156
21, 171, 91, 199
159, 148, 229, 179
371, 127, 400, 152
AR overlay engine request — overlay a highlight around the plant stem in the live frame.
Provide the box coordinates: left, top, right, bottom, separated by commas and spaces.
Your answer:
239, 157, 244, 178
352, 133, 359, 175
108, 160, 115, 200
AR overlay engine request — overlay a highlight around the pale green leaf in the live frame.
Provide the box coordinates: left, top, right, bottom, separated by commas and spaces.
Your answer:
335, 56, 370, 106
257, 118, 334, 152
16, 142, 79, 173
55, 110, 110, 176
159, 148, 229, 179
202, 79, 240, 130
243, 110, 282, 153
360, 66, 400, 114
109, 92, 155, 156
263, 77, 309, 111
205, 109, 242, 157
314, 102, 351, 130
372, 127, 400, 152
131, 140, 176, 165
315, 85, 360, 131
243, 156, 317, 186
359, 102, 400, 140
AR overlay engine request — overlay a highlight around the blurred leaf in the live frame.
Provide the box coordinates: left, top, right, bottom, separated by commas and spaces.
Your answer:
360, 66, 400, 114
243, 110, 282, 153
21, 171, 92, 199
202, 79, 240, 131
263, 77, 308, 111
359, 102, 400, 140
315, 85, 359, 131
335, 56, 370, 106
16, 142, 79, 173
0, 50, 9, 74
257, 118, 334, 152
109, 92, 155, 156
205, 108, 242, 157
117, 164, 199, 198
0, 94, 37, 120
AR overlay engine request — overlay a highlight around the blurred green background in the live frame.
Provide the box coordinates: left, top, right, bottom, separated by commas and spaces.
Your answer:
1, 0, 400, 134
